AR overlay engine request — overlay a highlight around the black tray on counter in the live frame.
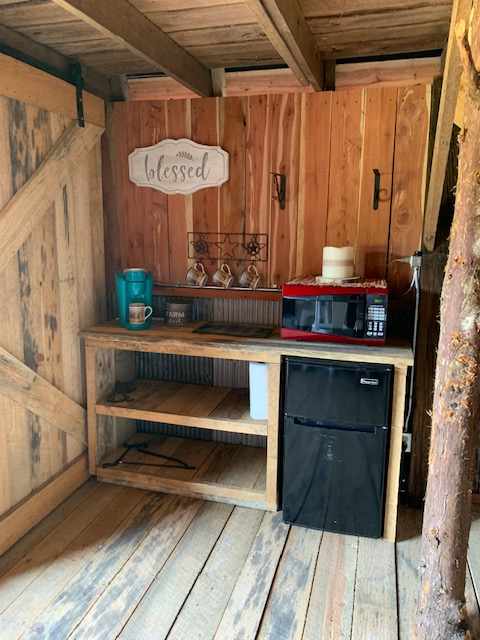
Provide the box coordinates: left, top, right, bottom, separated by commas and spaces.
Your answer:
193, 322, 274, 339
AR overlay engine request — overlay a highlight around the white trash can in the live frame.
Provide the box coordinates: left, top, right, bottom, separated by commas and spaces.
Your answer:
249, 362, 268, 420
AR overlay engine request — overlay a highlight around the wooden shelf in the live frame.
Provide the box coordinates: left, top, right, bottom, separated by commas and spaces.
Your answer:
97, 436, 267, 510
96, 379, 267, 436
154, 284, 281, 302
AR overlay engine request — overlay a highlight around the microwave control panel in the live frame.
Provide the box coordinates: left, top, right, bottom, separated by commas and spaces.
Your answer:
366, 294, 387, 339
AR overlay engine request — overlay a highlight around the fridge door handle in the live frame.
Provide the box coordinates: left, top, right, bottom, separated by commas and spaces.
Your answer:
292, 417, 376, 434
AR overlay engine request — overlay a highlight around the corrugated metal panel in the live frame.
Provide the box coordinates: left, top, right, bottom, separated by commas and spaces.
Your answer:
137, 297, 279, 447
139, 421, 267, 448
136, 352, 213, 385
213, 359, 249, 389
212, 298, 281, 326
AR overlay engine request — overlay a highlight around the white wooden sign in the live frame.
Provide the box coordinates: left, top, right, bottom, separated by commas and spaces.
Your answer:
128, 138, 229, 195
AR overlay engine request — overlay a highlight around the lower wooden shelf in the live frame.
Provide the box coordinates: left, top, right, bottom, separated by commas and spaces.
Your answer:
96, 379, 267, 436
97, 436, 269, 510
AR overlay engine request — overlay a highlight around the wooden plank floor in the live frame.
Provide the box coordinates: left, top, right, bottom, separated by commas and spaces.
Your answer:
0, 444, 479, 639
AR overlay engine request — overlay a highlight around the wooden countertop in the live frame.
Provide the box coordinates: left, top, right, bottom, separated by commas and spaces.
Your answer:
81, 321, 413, 367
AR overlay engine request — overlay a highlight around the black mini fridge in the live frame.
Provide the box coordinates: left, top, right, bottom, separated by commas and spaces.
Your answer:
282, 357, 393, 538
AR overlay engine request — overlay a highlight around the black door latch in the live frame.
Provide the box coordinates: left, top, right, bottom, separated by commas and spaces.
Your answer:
372, 169, 381, 210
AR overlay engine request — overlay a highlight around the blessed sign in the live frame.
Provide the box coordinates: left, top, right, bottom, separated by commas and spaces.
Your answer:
128, 138, 229, 195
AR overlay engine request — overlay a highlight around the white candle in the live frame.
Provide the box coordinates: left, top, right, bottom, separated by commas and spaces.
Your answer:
322, 246, 355, 279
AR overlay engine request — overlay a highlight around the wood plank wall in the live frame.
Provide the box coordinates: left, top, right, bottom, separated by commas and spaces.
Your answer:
0, 96, 105, 519
103, 85, 430, 299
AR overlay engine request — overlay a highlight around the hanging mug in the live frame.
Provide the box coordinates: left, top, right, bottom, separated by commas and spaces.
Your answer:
129, 302, 153, 325
239, 264, 261, 290
186, 262, 208, 287
213, 263, 234, 288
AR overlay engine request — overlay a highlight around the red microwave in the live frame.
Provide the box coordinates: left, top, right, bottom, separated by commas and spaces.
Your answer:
281, 277, 388, 345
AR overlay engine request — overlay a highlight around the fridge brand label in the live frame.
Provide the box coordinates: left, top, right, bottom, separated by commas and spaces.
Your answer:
128, 138, 229, 195
360, 378, 380, 386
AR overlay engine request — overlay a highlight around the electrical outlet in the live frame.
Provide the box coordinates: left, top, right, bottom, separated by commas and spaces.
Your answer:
402, 433, 412, 453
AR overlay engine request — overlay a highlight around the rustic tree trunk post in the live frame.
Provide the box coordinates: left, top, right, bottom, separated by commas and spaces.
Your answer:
415, 4, 480, 639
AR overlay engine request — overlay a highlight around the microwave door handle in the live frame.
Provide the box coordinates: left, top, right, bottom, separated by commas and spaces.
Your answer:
313, 298, 321, 332
355, 298, 365, 333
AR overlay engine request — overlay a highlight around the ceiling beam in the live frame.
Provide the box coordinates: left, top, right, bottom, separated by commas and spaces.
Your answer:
0, 23, 113, 100
211, 68, 226, 97
422, 0, 472, 251
248, 0, 324, 90
50, 0, 213, 97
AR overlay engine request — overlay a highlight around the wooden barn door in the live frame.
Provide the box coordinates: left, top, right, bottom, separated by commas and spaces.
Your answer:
0, 94, 105, 555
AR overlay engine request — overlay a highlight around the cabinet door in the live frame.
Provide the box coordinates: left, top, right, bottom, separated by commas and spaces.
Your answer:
282, 418, 389, 538
388, 85, 429, 293
356, 88, 397, 280
284, 358, 393, 428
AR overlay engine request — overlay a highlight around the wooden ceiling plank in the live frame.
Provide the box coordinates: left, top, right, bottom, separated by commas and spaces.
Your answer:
423, 0, 471, 251
18, 19, 104, 44
310, 21, 449, 61
168, 23, 267, 47
313, 23, 449, 47
307, 6, 452, 34
131, 0, 244, 10
248, 0, 323, 89
300, 0, 452, 19
0, 2, 69, 29
49, 0, 213, 96
144, 5, 255, 32
187, 41, 280, 68
312, 35, 449, 60
0, 22, 113, 99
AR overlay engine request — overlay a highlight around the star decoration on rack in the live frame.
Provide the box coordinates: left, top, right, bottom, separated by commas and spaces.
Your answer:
214, 234, 243, 259
188, 232, 268, 262
243, 235, 267, 259
191, 238, 209, 256
189, 233, 212, 258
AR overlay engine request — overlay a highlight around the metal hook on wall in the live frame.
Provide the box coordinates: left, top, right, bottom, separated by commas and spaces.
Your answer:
372, 169, 381, 210
271, 173, 287, 210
